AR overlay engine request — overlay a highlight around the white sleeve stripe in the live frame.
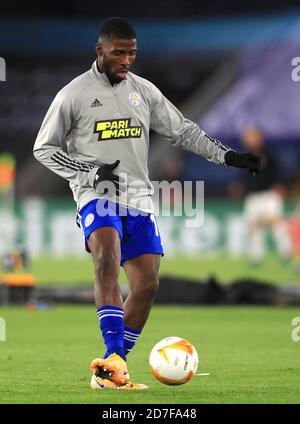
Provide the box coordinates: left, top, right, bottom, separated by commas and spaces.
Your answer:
53, 151, 93, 171
52, 155, 83, 172
56, 151, 94, 170
205, 135, 231, 152
52, 153, 89, 172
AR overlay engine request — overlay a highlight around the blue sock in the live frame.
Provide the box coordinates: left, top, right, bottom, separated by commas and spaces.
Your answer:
124, 326, 141, 356
96, 305, 126, 361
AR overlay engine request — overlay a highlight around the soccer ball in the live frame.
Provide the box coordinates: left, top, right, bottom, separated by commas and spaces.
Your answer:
149, 336, 198, 385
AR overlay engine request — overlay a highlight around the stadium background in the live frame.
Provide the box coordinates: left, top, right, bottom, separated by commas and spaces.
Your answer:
0, 0, 300, 405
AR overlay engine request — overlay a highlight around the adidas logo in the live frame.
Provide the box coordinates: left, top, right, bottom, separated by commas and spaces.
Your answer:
91, 98, 103, 107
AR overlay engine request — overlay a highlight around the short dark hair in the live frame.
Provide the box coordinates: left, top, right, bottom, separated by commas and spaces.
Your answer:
99, 18, 136, 41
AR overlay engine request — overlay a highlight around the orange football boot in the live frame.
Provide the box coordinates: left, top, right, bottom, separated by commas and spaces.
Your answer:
90, 353, 130, 386
90, 374, 148, 390
90, 353, 148, 390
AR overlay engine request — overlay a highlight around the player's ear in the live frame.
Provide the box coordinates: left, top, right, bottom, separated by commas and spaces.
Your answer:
95, 42, 103, 57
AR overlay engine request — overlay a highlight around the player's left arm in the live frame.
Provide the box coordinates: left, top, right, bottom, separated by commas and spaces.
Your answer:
149, 85, 260, 173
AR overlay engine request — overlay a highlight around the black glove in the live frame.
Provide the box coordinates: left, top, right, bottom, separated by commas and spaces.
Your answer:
93, 160, 125, 196
225, 151, 261, 175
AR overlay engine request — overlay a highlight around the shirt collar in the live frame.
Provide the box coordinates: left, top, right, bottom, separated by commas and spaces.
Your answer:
91, 59, 111, 85
91, 59, 127, 87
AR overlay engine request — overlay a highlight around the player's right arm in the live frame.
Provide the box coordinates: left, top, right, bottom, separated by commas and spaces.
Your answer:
33, 90, 99, 187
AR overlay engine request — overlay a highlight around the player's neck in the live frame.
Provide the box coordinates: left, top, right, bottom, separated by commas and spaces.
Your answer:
96, 60, 116, 86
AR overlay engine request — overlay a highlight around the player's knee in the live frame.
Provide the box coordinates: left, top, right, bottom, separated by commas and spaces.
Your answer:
93, 254, 119, 279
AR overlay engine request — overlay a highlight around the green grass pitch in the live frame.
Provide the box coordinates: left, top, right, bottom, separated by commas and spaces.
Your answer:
0, 305, 299, 404
30, 254, 300, 286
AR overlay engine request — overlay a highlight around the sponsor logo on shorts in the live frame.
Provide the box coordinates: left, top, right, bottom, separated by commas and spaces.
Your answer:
93, 118, 142, 141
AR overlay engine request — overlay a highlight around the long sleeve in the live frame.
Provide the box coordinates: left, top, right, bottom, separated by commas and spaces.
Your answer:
149, 85, 231, 165
33, 90, 98, 187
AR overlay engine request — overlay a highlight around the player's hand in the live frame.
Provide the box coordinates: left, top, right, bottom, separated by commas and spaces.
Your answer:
93, 160, 125, 196
225, 151, 261, 175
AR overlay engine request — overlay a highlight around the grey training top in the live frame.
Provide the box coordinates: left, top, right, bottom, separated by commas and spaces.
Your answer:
33, 60, 230, 212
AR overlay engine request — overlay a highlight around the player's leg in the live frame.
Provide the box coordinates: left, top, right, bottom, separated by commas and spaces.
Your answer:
89, 240, 149, 390
124, 253, 160, 329
78, 199, 126, 361
122, 253, 160, 356
78, 199, 147, 389
89, 227, 123, 309
120, 211, 163, 356
88, 228, 148, 389
88, 227, 127, 361
88, 227, 135, 387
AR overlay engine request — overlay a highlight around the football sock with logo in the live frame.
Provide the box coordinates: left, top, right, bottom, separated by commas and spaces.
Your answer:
124, 326, 141, 356
96, 305, 126, 361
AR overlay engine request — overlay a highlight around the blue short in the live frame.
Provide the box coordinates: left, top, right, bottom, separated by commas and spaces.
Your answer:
77, 199, 164, 266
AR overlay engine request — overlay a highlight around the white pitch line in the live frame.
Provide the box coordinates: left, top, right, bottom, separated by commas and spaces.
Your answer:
195, 372, 210, 376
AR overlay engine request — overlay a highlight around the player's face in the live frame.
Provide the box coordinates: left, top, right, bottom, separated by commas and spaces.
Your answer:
97, 38, 137, 84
